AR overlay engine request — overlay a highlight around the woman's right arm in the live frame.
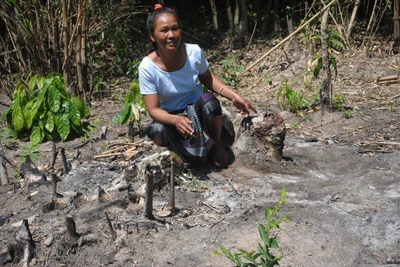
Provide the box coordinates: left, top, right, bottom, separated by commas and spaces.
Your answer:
144, 94, 194, 137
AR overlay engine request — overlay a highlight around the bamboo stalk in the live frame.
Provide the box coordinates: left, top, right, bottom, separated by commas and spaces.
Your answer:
102, 145, 129, 155
93, 153, 121, 159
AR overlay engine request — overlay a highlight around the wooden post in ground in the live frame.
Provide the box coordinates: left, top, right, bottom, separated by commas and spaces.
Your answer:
169, 160, 175, 213
0, 143, 9, 186
145, 167, 154, 219
60, 148, 69, 174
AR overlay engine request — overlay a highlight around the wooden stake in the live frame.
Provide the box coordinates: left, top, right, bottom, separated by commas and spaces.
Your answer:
65, 216, 80, 246
145, 167, 154, 220
50, 142, 58, 168
101, 126, 107, 140
169, 160, 175, 213
0, 143, 9, 186
60, 148, 69, 174
104, 212, 117, 241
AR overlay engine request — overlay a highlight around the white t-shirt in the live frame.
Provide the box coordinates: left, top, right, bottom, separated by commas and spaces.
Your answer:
139, 43, 209, 112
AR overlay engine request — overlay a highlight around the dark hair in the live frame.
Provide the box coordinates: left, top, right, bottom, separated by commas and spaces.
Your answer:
146, 6, 182, 51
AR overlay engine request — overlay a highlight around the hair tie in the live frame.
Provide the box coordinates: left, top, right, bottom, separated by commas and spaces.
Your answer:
154, 4, 163, 10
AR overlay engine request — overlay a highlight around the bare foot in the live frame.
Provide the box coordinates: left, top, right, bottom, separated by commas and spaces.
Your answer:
209, 143, 228, 168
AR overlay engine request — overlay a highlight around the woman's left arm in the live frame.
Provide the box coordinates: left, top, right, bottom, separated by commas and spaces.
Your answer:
199, 69, 257, 116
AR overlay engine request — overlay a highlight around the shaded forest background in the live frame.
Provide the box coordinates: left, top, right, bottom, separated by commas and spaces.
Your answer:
0, 0, 399, 103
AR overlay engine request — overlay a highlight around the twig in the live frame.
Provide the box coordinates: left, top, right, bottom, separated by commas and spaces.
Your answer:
245, 21, 257, 52
104, 212, 117, 241
92, 152, 121, 159
102, 145, 130, 155
209, 217, 225, 229
200, 201, 223, 213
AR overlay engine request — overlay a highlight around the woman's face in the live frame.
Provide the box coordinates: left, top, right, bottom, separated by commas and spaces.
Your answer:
150, 13, 182, 51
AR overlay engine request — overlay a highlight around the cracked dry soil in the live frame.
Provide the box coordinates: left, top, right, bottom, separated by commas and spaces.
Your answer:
0, 48, 399, 267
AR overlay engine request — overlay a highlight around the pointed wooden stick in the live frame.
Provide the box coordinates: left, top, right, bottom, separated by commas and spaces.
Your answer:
0, 143, 9, 186
169, 160, 175, 213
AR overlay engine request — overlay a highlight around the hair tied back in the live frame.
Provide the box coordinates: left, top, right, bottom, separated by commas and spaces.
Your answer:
154, 4, 163, 10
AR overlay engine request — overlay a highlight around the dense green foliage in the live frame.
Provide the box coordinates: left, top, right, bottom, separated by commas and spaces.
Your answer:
1, 73, 90, 145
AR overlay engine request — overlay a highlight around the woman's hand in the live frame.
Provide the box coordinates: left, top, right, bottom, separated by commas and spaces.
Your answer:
232, 95, 258, 116
173, 115, 194, 138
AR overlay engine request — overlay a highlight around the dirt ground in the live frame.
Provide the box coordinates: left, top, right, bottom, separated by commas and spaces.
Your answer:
0, 41, 399, 267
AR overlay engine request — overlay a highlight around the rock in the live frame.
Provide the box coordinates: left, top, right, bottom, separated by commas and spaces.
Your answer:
44, 236, 54, 247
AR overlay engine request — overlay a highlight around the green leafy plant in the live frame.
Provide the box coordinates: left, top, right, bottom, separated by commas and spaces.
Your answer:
113, 82, 147, 126
309, 29, 344, 79
216, 188, 288, 267
1, 72, 91, 145
19, 144, 40, 162
332, 93, 352, 119
219, 57, 244, 86
277, 79, 309, 113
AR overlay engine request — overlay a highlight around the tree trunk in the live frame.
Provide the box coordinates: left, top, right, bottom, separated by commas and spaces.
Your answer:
273, 0, 280, 35
362, 0, 378, 47
347, 0, 361, 40
238, 0, 248, 38
261, 0, 273, 35
286, 14, 300, 52
76, 0, 88, 102
226, 0, 234, 31
394, 0, 400, 38
234, 0, 239, 27
209, 0, 218, 31
61, 0, 71, 90
0, 143, 8, 186
320, 8, 331, 112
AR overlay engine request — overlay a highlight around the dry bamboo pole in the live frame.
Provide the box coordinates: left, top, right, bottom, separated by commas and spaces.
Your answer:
238, 0, 337, 77
209, 0, 218, 31
346, 0, 361, 40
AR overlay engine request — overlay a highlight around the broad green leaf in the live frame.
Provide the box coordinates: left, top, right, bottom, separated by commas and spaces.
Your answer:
30, 124, 44, 145
257, 243, 273, 262
57, 113, 70, 140
131, 103, 140, 121
268, 220, 279, 229
120, 104, 131, 125
234, 253, 242, 265
12, 98, 24, 131
69, 102, 81, 127
37, 76, 45, 89
330, 57, 338, 78
270, 238, 279, 249
265, 207, 273, 222
217, 244, 235, 262
23, 102, 34, 129
28, 73, 37, 92
83, 105, 90, 118
258, 224, 270, 247
34, 85, 48, 112
45, 112, 55, 132
48, 85, 61, 113
124, 89, 135, 105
